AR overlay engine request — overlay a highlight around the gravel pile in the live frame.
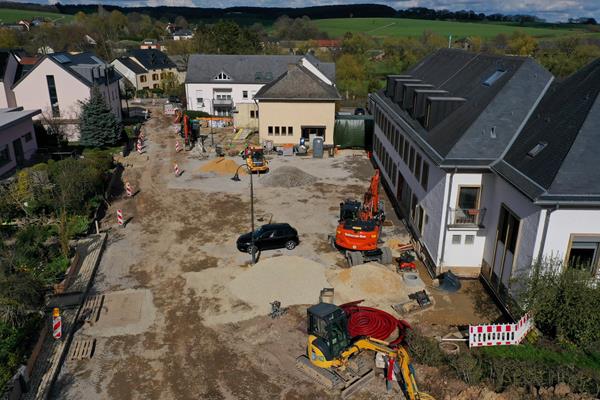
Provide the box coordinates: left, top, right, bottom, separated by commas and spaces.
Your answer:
261, 166, 318, 188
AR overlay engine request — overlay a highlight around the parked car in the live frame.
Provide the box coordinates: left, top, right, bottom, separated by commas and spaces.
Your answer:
236, 223, 299, 254
168, 95, 181, 103
354, 107, 365, 115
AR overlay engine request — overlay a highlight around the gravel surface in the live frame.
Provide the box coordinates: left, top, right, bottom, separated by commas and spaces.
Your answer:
261, 166, 318, 188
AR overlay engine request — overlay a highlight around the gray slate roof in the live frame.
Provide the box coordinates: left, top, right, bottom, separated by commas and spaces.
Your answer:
128, 49, 176, 70
0, 107, 40, 130
114, 56, 147, 74
185, 54, 335, 84
254, 63, 340, 101
494, 58, 600, 203
373, 49, 552, 167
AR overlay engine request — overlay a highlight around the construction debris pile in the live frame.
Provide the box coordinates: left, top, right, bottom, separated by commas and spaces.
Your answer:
261, 166, 318, 188
197, 157, 246, 175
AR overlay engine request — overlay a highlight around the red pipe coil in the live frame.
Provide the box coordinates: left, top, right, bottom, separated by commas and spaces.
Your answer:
340, 300, 411, 347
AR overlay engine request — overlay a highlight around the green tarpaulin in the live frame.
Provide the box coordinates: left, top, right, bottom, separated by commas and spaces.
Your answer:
334, 115, 373, 149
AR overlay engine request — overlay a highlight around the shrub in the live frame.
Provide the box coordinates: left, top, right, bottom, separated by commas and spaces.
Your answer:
184, 110, 211, 119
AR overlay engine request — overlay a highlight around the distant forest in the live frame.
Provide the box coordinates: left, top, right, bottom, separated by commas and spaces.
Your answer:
0, 1, 595, 25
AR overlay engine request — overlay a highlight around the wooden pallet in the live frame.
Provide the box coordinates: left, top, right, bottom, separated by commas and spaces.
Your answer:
69, 339, 96, 361
81, 294, 105, 323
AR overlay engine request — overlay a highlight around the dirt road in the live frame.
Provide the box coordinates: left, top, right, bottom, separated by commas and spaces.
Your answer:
53, 108, 499, 400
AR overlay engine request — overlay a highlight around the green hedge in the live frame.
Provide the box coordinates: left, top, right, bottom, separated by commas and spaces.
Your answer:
184, 110, 211, 119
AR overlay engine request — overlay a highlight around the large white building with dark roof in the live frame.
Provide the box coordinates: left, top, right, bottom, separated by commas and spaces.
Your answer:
184, 54, 335, 129
370, 49, 600, 313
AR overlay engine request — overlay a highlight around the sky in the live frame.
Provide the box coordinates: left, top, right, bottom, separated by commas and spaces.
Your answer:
13, 0, 600, 22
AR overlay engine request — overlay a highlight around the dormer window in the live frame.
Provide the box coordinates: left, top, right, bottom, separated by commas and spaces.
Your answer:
214, 71, 231, 81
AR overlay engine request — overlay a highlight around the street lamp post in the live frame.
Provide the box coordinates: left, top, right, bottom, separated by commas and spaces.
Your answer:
232, 164, 255, 264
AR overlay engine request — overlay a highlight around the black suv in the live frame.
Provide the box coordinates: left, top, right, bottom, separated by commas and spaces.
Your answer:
236, 223, 299, 254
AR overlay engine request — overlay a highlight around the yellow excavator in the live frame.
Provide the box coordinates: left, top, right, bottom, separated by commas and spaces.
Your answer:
245, 146, 269, 173
297, 302, 434, 400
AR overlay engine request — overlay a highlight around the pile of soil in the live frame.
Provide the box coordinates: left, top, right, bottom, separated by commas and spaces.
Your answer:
326, 262, 422, 312
227, 256, 328, 315
197, 157, 246, 175
261, 166, 318, 188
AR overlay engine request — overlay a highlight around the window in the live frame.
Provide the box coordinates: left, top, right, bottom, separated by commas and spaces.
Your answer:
398, 134, 404, 157
0, 144, 10, 167
268, 126, 273, 135
567, 236, 600, 274
214, 71, 231, 80
410, 194, 418, 222
46, 75, 59, 117
409, 147, 415, 173
243, 91, 248, 99
23, 132, 32, 142
415, 153, 422, 182
416, 205, 425, 234
288, 126, 293, 135
282, 126, 287, 135
421, 162, 429, 190
527, 141, 548, 158
140, 75, 147, 83
403, 141, 409, 162
457, 186, 480, 210
452, 234, 461, 245
153, 83, 159, 89
465, 235, 475, 245
483, 69, 506, 87
160, 72, 166, 79
250, 110, 256, 118
275, 126, 280, 135
152, 73, 159, 80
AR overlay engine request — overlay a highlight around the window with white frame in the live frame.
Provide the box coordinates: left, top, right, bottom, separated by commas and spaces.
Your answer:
214, 71, 231, 80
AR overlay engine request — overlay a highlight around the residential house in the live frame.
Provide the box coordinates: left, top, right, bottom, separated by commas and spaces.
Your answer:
369, 49, 600, 312
185, 54, 335, 129
111, 49, 178, 92
172, 29, 193, 41
0, 107, 40, 177
13, 52, 122, 141
140, 39, 160, 50
168, 55, 187, 86
255, 60, 340, 146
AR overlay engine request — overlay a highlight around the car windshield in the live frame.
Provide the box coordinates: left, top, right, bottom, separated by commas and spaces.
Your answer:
252, 226, 265, 239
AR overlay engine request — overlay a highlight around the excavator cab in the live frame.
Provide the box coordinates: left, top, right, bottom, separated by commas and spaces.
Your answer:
306, 303, 350, 368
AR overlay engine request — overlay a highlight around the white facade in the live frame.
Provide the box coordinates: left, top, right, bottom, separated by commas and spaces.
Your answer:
111, 59, 137, 90
186, 82, 263, 114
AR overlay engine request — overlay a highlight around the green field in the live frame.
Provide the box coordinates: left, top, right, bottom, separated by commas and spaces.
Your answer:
314, 18, 595, 39
0, 8, 72, 24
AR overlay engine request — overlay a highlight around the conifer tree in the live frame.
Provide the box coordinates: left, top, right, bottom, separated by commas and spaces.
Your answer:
79, 87, 121, 147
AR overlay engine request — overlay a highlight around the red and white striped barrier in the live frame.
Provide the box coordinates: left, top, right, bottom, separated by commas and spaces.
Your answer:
174, 163, 181, 177
175, 140, 182, 152
139, 131, 145, 141
52, 308, 62, 340
469, 313, 533, 348
125, 182, 133, 197
136, 140, 143, 154
117, 209, 124, 226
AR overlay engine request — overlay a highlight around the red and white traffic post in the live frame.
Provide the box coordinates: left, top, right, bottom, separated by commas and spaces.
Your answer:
174, 163, 181, 177
52, 307, 62, 340
175, 140, 182, 153
117, 209, 124, 227
125, 181, 133, 197
136, 139, 143, 154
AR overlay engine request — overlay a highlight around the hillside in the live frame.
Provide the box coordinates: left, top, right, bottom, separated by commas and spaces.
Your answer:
314, 18, 597, 39
0, 8, 71, 23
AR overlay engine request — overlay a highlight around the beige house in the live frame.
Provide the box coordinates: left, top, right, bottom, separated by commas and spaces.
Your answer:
255, 62, 340, 146
111, 49, 178, 92
12, 52, 121, 141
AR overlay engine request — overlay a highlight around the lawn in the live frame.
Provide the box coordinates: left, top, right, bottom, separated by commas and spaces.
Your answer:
0, 8, 72, 23
314, 18, 596, 39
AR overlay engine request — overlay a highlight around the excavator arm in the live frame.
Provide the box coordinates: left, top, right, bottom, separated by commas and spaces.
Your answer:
359, 169, 381, 220
350, 338, 434, 400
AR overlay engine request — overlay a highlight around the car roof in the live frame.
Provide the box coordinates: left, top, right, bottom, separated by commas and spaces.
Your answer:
261, 223, 292, 229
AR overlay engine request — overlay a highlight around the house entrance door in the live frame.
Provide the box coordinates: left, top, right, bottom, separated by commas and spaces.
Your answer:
12, 138, 24, 166
490, 205, 520, 298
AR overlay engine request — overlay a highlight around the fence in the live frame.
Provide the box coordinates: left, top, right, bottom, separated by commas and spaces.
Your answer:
469, 313, 533, 348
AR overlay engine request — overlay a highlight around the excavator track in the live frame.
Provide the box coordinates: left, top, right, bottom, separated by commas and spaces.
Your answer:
296, 355, 345, 390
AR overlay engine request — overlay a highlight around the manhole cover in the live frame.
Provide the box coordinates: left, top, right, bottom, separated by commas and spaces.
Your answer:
69, 339, 96, 360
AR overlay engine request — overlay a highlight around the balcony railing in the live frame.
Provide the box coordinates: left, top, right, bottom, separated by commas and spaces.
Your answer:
448, 208, 486, 228
213, 98, 233, 106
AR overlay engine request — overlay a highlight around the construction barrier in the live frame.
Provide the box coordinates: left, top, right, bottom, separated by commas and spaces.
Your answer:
175, 141, 182, 153
469, 313, 533, 347
136, 140, 143, 154
52, 308, 62, 340
125, 182, 133, 197
117, 209, 124, 226
174, 163, 181, 177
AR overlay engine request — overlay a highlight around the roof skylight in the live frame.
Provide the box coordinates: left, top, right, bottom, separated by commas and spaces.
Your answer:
527, 141, 548, 158
483, 69, 506, 87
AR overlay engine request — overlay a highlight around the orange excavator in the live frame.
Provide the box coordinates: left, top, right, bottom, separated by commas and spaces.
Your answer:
332, 169, 392, 266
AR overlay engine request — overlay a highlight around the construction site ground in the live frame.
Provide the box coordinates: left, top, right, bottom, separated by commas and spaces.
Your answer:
52, 107, 501, 400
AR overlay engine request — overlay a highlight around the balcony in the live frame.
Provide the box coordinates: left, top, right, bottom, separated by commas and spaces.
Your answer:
213, 98, 233, 107
448, 208, 486, 228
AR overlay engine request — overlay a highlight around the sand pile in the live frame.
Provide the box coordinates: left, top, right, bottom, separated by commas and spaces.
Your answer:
261, 166, 318, 188
326, 262, 423, 311
197, 157, 246, 175
227, 255, 328, 315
